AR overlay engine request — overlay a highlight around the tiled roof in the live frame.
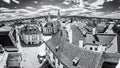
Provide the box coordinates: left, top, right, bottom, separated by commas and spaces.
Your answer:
0, 26, 12, 32
0, 27, 16, 47
44, 22, 54, 27
46, 28, 103, 68
12, 29, 16, 41
71, 25, 85, 46
85, 33, 116, 46
85, 24, 107, 33
0, 31, 9, 35
117, 36, 120, 52
7, 53, 21, 67
21, 25, 41, 35
103, 53, 120, 63
0, 46, 4, 52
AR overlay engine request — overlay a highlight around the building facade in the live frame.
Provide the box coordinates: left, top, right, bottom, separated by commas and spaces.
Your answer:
6, 53, 22, 68
21, 24, 42, 45
0, 46, 9, 68
42, 11, 61, 36
45, 27, 104, 68
45, 24, 120, 68
46, 45, 66, 68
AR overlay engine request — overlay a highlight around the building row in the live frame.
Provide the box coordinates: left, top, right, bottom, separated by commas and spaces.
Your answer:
0, 26, 22, 68
44, 24, 120, 68
20, 24, 42, 45
20, 11, 61, 45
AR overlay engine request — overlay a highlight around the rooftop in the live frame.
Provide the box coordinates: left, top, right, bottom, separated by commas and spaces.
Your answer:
85, 33, 116, 46
46, 28, 103, 68
21, 24, 41, 35
7, 53, 22, 67
0, 26, 12, 32
71, 25, 85, 46
0, 26, 16, 47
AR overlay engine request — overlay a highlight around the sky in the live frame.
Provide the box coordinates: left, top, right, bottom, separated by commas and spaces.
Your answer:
0, 0, 120, 21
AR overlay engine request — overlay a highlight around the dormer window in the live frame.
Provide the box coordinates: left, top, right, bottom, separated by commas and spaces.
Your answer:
93, 41, 96, 44
73, 57, 80, 66
55, 46, 60, 52
90, 47, 93, 50
95, 48, 97, 51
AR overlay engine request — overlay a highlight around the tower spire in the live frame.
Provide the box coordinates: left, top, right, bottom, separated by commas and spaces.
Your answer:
48, 12, 51, 22
57, 10, 60, 20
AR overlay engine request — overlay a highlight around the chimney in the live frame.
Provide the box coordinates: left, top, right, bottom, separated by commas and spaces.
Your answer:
55, 46, 60, 52
66, 24, 72, 44
79, 40, 84, 48
92, 27, 96, 35
97, 44, 105, 53
73, 57, 80, 66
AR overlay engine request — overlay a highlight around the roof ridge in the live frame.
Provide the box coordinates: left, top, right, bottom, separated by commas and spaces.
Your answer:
8, 28, 16, 47
94, 53, 103, 68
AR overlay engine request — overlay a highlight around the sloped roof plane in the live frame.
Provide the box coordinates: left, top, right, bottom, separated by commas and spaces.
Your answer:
46, 28, 103, 68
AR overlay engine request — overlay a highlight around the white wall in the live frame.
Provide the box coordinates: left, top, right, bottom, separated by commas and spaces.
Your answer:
106, 36, 118, 53
116, 59, 120, 68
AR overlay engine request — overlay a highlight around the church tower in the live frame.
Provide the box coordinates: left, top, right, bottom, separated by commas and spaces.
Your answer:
57, 10, 60, 21
48, 12, 52, 22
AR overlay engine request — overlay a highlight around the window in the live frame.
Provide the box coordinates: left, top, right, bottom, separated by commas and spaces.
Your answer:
53, 55, 55, 61
95, 48, 97, 51
53, 62, 55, 66
93, 41, 96, 44
58, 61, 60, 66
90, 47, 93, 50
63, 66, 67, 68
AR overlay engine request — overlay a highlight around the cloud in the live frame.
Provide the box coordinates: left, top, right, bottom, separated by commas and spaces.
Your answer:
41, 5, 61, 10
0, 7, 9, 10
0, 7, 16, 13
34, 1, 38, 4
15, 9, 33, 15
31, 5, 62, 15
63, 0, 105, 9
0, 0, 120, 21
3, 0, 10, 4
107, 0, 113, 1
3, 0, 20, 4
63, 1, 70, 5
12, 0, 20, 4
25, 6, 36, 10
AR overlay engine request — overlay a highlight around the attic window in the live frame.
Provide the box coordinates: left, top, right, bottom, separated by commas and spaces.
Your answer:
93, 35, 99, 41
73, 57, 80, 66
90, 47, 93, 50
55, 46, 60, 52
95, 48, 97, 51
93, 41, 96, 44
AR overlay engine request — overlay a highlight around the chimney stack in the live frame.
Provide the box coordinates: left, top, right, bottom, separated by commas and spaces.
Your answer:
97, 44, 106, 53
79, 40, 84, 48
92, 27, 96, 35
66, 24, 72, 44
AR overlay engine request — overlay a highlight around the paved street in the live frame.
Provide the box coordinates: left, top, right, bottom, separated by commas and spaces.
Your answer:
16, 27, 42, 68
21, 47, 41, 68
